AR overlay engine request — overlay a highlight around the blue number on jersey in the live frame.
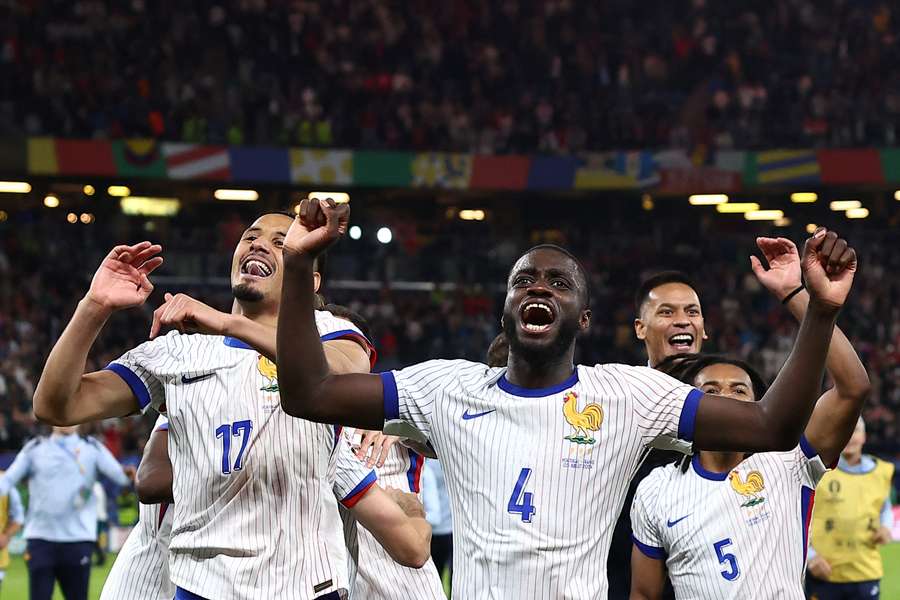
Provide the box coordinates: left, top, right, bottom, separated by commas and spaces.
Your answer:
215, 420, 254, 474
713, 538, 740, 581
507, 468, 536, 523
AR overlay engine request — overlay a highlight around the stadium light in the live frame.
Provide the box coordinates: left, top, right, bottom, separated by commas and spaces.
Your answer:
0, 181, 31, 194
688, 194, 728, 205
66, 212, 78, 224
376, 227, 392, 244
744, 210, 784, 221
43, 194, 60, 208
0, 211, 7, 222
806, 223, 818, 234
80, 213, 94, 224
349, 225, 362, 240
829, 200, 860, 211
845, 208, 869, 219
121, 197, 181, 217
774, 218, 792, 227
790, 192, 817, 203
83, 185, 96, 196
716, 203, 759, 213
894, 190, 900, 201
108, 185, 131, 197
459, 209, 486, 221
214, 189, 259, 201
641, 194, 654, 211
309, 191, 350, 204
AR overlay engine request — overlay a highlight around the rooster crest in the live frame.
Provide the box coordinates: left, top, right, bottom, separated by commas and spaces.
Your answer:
729, 470, 766, 507
258, 355, 280, 392
562, 391, 603, 445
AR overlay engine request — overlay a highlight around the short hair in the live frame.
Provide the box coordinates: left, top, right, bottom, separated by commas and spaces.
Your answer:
322, 303, 372, 342
655, 353, 768, 401
516, 244, 591, 307
634, 270, 699, 316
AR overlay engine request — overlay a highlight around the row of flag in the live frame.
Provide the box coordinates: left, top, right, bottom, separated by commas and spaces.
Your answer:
5, 138, 900, 191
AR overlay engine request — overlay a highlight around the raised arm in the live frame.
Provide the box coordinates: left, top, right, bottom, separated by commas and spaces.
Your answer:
34, 242, 164, 425
350, 486, 432, 568
692, 229, 857, 452
135, 424, 172, 504
278, 199, 385, 429
751, 237, 870, 464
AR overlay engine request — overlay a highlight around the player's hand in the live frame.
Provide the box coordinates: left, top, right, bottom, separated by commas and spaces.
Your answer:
872, 526, 893, 546
355, 431, 399, 468
150, 293, 230, 339
85, 242, 164, 311
284, 198, 349, 258
123, 465, 137, 482
807, 555, 832, 579
0, 533, 10, 549
801, 228, 857, 311
750, 237, 802, 301
384, 487, 426, 518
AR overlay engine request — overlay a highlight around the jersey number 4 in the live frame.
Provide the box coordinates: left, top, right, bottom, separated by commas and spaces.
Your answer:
507, 468, 536, 522
215, 419, 253, 474
713, 538, 740, 581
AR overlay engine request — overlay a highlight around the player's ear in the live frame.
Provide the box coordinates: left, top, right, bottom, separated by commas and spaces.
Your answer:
634, 318, 646, 340
312, 271, 322, 293
579, 309, 591, 331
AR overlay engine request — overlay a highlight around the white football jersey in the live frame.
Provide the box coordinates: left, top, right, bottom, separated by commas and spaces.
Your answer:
630, 439, 827, 599
100, 416, 175, 600
380, 359, 700, 599
342, 428, 446, 600
107, 310, 375, 599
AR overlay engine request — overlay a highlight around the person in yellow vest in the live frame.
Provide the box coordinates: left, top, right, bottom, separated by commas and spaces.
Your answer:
0, 469, 25, 594
807, 417, 895, 600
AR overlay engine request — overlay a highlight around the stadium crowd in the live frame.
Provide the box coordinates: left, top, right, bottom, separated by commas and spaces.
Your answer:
3, 0, 900, 151
0, 210, 897, 458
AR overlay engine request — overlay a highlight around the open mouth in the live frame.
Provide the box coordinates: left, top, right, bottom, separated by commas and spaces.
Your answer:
520, 301, 556, 333
668, 333, 695, 351
240, 255, 274, 279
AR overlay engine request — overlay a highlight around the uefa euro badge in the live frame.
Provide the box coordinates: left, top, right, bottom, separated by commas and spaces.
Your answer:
729, 469, 766, 508
562, 391, 603, 445
258, 355, 279, 393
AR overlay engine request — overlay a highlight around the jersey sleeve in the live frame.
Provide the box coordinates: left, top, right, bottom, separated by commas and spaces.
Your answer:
315, 310, 376, 369
105, 336, 172, 413
630, 470, 667, 560
380, 359, 466, 442
153, 415, 169, 432
332, 430, 378, 508
7, 487, 24, 525
615, 365, 703, 448
792, 436, 829, 487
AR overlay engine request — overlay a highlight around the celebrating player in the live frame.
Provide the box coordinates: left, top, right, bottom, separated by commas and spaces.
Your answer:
275, 198, 857, 598
33, 212, 431, 599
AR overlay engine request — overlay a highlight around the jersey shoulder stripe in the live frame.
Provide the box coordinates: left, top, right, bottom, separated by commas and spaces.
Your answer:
341, 471, 377, 507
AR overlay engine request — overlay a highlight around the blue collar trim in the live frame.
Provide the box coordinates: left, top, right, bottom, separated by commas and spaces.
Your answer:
691, 455, 730, 481
497, 369, 579, 397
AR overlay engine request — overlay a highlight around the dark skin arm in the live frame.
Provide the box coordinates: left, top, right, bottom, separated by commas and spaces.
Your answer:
279, 202, 857, 455
134, 425, 173, 504
629, 547, 666, 600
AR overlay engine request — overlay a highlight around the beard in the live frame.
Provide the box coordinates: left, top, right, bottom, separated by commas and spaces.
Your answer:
232, 283, 264, 303
502, 309, 580, 365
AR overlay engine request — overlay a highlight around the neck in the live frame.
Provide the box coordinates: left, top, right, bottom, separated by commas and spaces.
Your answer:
699, 450, 745, 474
505, 345, 576, 389
237, 300, 279, 328
842, 453, 862, 466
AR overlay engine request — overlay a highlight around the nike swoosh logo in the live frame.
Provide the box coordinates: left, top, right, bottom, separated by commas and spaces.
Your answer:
461, 409, 496, 420
666, 514, 691, 527
181, 373, 215, 384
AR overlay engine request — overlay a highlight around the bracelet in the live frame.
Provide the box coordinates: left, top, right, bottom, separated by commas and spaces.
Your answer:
781, 284, 805, 305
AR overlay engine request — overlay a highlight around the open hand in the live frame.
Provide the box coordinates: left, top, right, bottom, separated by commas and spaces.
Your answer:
355, 430, 400, 468
801, 228, 857, 311
86, 242, 163, 311
283, 198, 350, 258
750, 237, 802, 301
150, 293, 231, 339
807, 555, 832, 579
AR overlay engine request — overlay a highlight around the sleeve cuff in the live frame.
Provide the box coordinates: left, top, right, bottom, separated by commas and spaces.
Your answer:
799, 435, 817, 460
105, 363, 152, 409
677, 388, 703, 442
341, 471, 378, 508
155, 423, 169, 432
381, 372, 400, 421
632, 534, 666, 560
321, 329, 378, 370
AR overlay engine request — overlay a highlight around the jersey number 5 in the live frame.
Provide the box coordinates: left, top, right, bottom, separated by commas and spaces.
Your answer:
507, 468, 536, 523
713, 538, 740, 581
215, 419, 253, 475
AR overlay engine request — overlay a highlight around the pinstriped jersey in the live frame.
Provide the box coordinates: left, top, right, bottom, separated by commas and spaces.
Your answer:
107, 310, 375, 600
630, 439, 827, 599
100, 416, 175, 600
341, 428, 446, 600
380, 360, 700, 599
